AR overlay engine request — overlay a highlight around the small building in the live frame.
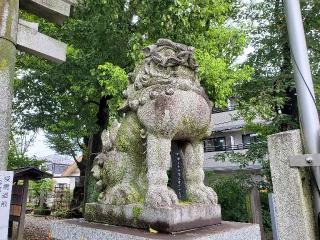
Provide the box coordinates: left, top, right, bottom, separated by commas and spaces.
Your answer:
41, 154, 75, 189
60, 156, 81, 191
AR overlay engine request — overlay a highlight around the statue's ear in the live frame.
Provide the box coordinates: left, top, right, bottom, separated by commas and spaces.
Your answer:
143, 44, 156, 57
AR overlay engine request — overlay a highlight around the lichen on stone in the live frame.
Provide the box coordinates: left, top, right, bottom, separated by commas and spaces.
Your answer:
91, 39, 218, 209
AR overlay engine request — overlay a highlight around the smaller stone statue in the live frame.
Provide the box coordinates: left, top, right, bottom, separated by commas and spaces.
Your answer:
85, 39, 221, 233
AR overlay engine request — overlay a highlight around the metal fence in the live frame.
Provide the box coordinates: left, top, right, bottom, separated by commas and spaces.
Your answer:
204, 143, 251, 152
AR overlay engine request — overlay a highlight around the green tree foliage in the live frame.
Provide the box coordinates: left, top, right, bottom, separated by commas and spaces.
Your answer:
15, 0, 252, 143
7, 131, 43, 170
237, 0, 320, 126
235, 0, 297, 128
14, 1, 253, 203
29, 179, 54, 207
217, 0, 320, 192
206, 171, 251, 222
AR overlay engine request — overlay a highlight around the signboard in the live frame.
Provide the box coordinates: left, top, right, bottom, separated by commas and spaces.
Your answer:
0, 171, 13, 240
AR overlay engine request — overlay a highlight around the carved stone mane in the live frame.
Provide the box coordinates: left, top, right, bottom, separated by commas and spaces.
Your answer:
143, 38, 198, 70
120, 38, 209, 113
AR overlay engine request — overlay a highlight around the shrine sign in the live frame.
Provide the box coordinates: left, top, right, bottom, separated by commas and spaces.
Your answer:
0, 171, 13, 240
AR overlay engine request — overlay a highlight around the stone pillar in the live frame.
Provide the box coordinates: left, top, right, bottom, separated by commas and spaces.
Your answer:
249, 187, 265, 240
0, 0, 19, 170
268, 130, 316, 240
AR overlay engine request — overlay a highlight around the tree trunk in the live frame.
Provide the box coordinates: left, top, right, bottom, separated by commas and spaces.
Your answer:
70, 157, 86, 216
83, 96, 109, 209
69, 136, 89, 216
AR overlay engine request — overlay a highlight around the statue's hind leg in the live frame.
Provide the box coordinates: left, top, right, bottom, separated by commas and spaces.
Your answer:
181, 141, 218, 204
145, 134, 178, 207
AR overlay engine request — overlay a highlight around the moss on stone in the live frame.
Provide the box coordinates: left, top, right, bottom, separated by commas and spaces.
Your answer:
177, 200, 193, 206
93, 39, 213, 207
0, 0, 18, 40
127, 186, 143, 203
100, 156, 126, 189
113, 112, 148, 200
86, 174, 100, 203
0, 40, 16, 76
0, 59, 8, 70
132, 206, 142, 220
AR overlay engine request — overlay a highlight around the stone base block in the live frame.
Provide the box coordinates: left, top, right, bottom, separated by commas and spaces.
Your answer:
85, 203, 221, 233
51, 219, 261, 240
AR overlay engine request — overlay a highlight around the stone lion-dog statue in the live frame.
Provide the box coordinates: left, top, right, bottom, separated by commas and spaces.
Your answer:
91, 39, 218, 209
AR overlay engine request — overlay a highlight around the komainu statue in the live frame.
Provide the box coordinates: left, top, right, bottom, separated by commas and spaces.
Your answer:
86, 39, 221, 233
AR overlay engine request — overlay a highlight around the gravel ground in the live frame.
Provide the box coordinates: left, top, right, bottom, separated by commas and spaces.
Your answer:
12, 214, 59, 240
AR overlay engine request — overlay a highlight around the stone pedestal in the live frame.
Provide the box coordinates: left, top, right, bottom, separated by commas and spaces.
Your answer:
85, 203, 221, 233
51, 219, 261, 240
268, 130, 316, 240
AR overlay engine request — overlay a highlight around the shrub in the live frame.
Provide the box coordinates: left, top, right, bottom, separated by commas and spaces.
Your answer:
205, 171, 251, 222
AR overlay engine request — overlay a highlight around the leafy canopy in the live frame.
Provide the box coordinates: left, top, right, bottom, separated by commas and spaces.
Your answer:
15, 0, 252, 156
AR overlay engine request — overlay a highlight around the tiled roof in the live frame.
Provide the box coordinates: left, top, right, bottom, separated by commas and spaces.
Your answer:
40, 154, 73, 165
211, 110, 265, 132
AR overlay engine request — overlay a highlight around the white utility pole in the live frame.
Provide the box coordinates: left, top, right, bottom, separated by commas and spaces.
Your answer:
284, 0, 320, 233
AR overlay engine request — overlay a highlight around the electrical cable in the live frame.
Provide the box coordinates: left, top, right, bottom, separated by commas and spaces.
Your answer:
0, 36, 17, 48
291, 51, 320, 196
291, 50, 318, 107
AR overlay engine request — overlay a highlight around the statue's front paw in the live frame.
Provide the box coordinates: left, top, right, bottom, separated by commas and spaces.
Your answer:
187, 185, 218, 205
145, 187, 178, 207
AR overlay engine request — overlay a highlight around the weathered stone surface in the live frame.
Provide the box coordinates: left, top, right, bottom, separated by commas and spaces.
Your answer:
52, 219, 261, 240
17, 22, 67, 63
85, 203, 221, 233
62, 0, 77, 6
88, 39, 219, 231
19, 19, 39, 31
92, 39, 215, 206
0, 0, 19, 170
268, 130, 316, 240
0, 0, 19, 43
0, 42, 14, 171
19, 0, 71, 25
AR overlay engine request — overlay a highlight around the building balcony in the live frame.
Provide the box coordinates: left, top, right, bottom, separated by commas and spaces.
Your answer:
204, 143, 250, 153
203, 143, 262, 172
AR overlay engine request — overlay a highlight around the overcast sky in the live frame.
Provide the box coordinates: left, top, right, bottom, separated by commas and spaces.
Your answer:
26, 130, 56, 158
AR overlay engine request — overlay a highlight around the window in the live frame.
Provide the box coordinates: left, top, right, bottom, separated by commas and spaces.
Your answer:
205, 137, 226, 151
242, 134, 257, 147
242, 134, 251, 146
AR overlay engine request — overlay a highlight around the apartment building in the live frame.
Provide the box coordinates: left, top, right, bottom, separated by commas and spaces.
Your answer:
203, 99, 262, 171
